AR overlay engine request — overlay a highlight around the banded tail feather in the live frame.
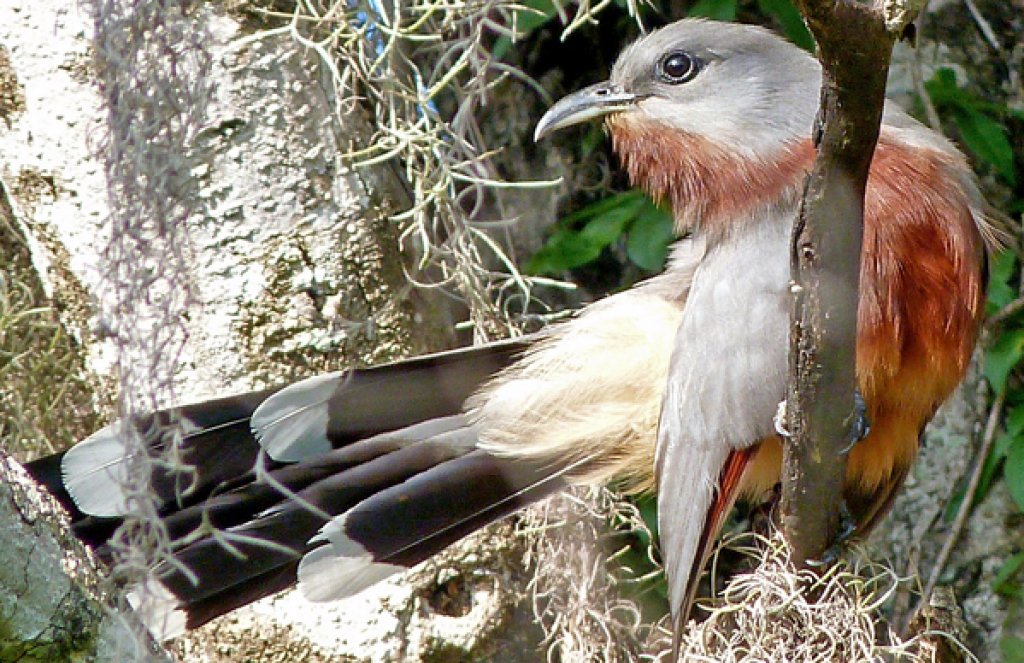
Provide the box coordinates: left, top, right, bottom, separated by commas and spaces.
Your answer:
24, 340, 574, 637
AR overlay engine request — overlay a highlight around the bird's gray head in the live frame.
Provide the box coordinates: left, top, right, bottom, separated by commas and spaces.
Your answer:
535, 19, 820, 154
535, 19, 823, 232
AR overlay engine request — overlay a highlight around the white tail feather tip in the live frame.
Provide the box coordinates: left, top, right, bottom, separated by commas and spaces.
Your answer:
251, 373, 340, 462
298, 544, 405, 602
127, 578, 187, 641
61, 426, 133, 517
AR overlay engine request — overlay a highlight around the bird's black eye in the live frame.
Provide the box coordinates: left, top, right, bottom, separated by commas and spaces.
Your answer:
656, 51, 700, 84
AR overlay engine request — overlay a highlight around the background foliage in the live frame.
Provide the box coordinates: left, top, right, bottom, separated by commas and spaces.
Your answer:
509, 0, 1023, 657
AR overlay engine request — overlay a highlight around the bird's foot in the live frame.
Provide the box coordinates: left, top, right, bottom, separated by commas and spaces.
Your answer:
775, 391, 869, 448
808, 500, 858, 568
774, 400, 790, 438
839, 389, 871, 455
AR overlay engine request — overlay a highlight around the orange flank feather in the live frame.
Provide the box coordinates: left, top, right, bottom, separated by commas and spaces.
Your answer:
850, 135, 986, 498
609, 116, 987, 526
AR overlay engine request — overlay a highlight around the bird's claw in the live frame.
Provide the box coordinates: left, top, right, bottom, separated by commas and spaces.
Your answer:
808, 501, 858, 567
839, 390, 871, 455
812, 99, 825, 147
774, 400, 790, 438
774, 393, 868, 451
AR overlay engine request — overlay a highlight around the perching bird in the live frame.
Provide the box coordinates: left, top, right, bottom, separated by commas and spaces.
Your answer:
26, 17, 991, 651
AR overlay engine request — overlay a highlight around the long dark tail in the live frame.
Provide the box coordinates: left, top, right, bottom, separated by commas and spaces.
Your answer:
24, 339, 567, 635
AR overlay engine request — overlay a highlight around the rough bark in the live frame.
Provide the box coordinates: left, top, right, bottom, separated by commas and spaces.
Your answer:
782, 0, 906, 568
0, 1, 547, 660
0, 449, 171, 662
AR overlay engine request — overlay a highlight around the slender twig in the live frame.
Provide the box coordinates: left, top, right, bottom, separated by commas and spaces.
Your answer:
892, 540, 923, 630
963, 0, 1002, 53
909, 5, 944, 132
986, 295, 1024, 329
919, 388, 1005, 610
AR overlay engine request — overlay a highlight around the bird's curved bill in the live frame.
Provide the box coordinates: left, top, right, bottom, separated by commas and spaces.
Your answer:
534, 82, 638, 142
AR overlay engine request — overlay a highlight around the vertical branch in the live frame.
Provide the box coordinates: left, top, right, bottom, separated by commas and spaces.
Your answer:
782, 0, 916, 565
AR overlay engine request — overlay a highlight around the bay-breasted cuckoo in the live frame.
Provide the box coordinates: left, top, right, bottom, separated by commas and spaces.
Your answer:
26, 18, 992, 650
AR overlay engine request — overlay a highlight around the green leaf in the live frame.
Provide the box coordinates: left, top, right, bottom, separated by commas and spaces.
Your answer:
1008, 403, 1024, 439
515, 0, 558, 32
527, 190, 676, 275
993, 551, 1024, 595
988, 250, 1019, 312
1006, 437, 1024, 511
1002, 636, 1024, 663
952, 107, 1017, 185
491, 0, 558, 60
688, 0, 736, 20
577, 198, 644, 243
984, 327, 1024, 393
626, 202, 674, 271
756, 0, 815, 52
637, 494, 659, 536
923, 68, 960, 106
922, 69, 1018, 185
558, 190, 643, 226
526, 192, 644, 274
576, 209, 630, 244
526, 229, 604, 274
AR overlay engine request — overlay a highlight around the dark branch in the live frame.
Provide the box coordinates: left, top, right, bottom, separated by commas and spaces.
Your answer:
781, 0, 911, 566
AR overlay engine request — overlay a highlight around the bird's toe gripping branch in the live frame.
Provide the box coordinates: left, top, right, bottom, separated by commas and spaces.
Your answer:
840, 389, 871, 455
809, 499, 859, 568
773, 390, 870, 452
774, 399, 791, 438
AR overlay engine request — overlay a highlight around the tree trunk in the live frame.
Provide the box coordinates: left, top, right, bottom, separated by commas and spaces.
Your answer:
0, 449, 172, 662
0, 1, 545, 660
